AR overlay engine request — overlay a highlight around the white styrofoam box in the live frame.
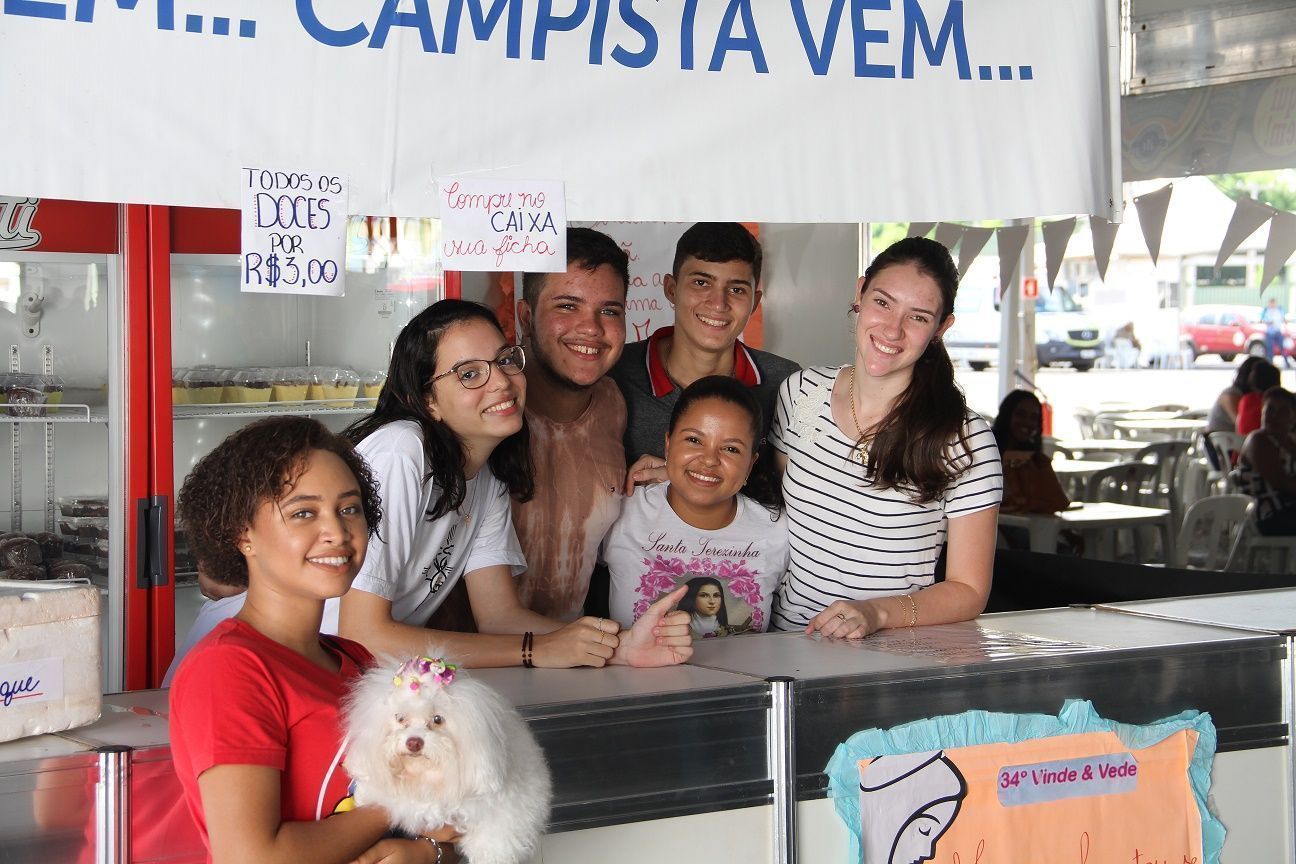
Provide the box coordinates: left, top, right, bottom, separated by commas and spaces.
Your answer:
0, 580, 102, 743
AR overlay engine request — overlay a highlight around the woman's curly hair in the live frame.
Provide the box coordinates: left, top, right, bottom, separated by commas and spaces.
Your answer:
177, 416, 382, 588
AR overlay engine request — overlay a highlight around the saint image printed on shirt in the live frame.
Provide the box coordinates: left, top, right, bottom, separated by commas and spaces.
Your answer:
605, 486, 786, 636
637, 565, 761, 638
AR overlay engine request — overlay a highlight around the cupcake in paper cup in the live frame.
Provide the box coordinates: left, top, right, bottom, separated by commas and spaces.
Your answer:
228, 368, 273, 403
308, 367, 360, 407
271, 367, 311, 403
360, 369, 387, 403
182, 367, 224, 405
172, 368, 188, 405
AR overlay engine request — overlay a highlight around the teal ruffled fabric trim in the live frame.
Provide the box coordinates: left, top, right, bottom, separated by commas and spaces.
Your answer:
824, 699, 1223, 863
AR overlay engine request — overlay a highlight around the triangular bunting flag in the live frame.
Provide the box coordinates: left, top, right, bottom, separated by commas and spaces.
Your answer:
957, 227, 994, 278
1090, 217, 1120, 283
906, 222, 936, 239
1133, 183, 1173, 266
1260, 211, 1296, 293
996, 224, 1031, 300
1215, 196, 1274, 276
1041, 218, 1076, 292
933, 222, 965, 252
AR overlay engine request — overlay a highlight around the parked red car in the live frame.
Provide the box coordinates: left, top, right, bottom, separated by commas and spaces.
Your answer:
1180, 304, 1292, 362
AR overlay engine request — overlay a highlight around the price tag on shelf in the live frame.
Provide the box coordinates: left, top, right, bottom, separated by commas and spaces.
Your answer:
240, 167, 347, 297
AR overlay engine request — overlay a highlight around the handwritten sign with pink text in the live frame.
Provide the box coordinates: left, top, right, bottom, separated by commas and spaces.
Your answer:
585, 221, 682, 341
439, 179, 566, 272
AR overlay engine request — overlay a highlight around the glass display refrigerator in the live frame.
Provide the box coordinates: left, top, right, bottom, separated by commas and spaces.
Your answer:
1, 197, 452, 690
1, 197, 136, 691
158, 206, 451, 687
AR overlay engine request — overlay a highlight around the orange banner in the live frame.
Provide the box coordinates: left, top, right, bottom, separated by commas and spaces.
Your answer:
857, 731, 1203, 864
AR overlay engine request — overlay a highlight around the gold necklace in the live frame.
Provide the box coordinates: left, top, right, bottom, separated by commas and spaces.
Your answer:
847, 365, 871, 465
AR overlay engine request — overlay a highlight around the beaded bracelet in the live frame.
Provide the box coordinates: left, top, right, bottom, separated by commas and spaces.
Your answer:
522, 631, 535, 668
414, 835, 443, 864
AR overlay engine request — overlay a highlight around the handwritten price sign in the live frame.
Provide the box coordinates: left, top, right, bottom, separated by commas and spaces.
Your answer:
241, 168, 347, 297
438, 178, 566, 272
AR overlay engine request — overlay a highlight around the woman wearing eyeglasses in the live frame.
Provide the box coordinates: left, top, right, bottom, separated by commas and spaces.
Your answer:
335, 299, 693, 669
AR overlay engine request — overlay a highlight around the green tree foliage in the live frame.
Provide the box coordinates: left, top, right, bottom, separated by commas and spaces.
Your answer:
1210, 170, 1296, 212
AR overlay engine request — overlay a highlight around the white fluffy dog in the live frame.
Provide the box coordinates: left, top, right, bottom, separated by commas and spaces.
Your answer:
342, 654, 552, 864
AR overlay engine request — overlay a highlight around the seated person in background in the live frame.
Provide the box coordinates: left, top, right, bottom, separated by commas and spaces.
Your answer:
992, 390, 1070, 515
1206, 356, 1263, 435
1234, 387, 1296, 536
605, 376, 787, 638
1111, 321, 1141, 369
1236, 359, 1281, 436
162, 567, 247, 687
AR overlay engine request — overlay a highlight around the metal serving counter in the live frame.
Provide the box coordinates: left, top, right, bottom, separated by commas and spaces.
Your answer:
1097, 589, 1296, 864
690, 607, 1290, 863
0, 605, 1287, 863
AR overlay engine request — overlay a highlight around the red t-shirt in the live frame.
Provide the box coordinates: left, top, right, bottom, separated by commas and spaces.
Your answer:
1237, 391, 1263, 436
168, 619, 372, 858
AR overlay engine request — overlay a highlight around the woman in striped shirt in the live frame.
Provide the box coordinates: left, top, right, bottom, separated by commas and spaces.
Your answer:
769, 238, 1002, 637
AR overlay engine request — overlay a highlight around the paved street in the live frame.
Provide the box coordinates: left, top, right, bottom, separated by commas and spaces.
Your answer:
954, 360, 1296, 440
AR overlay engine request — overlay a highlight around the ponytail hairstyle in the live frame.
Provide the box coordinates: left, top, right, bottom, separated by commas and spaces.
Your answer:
344, 299, 533, 520
856, 237, 973, 504
668, 375, 784, 516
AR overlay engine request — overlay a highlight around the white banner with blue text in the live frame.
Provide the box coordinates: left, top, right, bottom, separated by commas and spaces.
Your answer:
0, 0, 1120, 223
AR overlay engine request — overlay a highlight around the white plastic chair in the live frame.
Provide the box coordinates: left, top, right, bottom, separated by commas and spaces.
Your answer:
1136, 440, 1191, 516
1085, 461, 1161, 505
1041, 436, 1075, 460
1074, 408, 1098, 439
1173, 495, 1253, 569
1205, 431, 1244, 493
1226, 521, 1296, 573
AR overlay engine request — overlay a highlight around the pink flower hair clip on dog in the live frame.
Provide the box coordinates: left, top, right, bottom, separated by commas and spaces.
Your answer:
392, 656, 458, 693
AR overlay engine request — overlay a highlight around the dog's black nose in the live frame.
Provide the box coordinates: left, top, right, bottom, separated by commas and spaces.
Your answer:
405, 736, 424, 753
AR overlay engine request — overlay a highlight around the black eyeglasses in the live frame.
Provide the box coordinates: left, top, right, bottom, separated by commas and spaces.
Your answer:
429, 345, 526, 390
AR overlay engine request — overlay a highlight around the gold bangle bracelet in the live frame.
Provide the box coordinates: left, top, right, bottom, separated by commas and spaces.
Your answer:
903, 593, 918, 628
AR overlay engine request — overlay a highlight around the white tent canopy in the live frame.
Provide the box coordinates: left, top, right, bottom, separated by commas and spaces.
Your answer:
0, 0, 1120, 223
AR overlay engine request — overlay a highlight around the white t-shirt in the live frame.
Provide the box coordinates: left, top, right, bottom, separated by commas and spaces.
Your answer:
162, 592, 247, 687
322, 420, 526, 631
604, 483, 788, 637
769, 367, 1002, 630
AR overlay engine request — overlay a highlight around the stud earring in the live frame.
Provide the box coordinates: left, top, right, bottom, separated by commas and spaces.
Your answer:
244, 545, 252, 553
